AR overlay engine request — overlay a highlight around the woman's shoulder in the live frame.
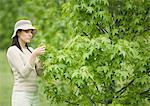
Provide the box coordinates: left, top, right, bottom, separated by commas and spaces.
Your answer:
7, 46, 20, 54
7, 46, 18, 51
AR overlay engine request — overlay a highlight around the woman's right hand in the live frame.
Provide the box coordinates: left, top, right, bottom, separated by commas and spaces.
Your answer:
32, 46, 46, 57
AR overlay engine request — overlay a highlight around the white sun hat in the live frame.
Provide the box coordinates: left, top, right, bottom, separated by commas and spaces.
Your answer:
11, 20, 36, 38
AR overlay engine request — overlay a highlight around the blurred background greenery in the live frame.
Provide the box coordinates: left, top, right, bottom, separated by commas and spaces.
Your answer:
0, 51, 13, 106
0, 0, 69, 50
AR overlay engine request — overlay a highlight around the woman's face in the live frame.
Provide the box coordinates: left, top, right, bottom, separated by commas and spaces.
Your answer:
17, 29, 33, 43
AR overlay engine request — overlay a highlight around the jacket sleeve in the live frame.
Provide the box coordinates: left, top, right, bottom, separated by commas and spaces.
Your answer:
35, 59, 44, 76
7, 47, 35, 78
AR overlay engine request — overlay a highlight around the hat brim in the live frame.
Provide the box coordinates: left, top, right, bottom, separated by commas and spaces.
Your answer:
11, 25, 36, 38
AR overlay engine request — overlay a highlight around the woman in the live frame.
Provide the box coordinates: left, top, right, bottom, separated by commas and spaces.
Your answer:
7, 20, 45, 106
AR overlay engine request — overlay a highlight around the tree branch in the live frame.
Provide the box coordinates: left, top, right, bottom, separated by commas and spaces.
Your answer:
96, 23, 108, 34
93, 81, 101, 94
140, 89, 150, 95
83, 31, 89, 36
116, 79, 134, 94
65, 100, 79, 105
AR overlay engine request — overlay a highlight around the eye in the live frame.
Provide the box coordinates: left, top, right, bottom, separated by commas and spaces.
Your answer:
22, 30, 32, 34
26, 30, 30, 33
31, 30, 36, 35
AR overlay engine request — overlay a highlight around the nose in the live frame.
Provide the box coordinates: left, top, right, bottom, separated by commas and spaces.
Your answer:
29, 31, 33, 37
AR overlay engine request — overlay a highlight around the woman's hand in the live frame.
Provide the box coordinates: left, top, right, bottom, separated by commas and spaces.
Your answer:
32, 46, 46, 57
29, 45, 45, 67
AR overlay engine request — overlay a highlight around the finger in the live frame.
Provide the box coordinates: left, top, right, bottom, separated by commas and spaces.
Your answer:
40, 48, 45, 51
40, 49, 45, 53
42, 45, 46, 47
40, 47, 46, 50
41, 51, 45, 54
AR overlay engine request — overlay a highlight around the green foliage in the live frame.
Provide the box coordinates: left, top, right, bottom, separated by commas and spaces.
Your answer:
42, 35, 150, 105
1, 0, 150, 105
39, 0, 150, 105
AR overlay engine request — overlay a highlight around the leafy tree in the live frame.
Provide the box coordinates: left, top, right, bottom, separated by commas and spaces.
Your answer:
40, 0, 150, 105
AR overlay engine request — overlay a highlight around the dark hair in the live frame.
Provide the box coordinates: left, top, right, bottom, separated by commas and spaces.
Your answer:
11, 29, 32, 53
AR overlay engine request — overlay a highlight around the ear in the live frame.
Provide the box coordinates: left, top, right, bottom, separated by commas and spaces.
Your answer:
16, 30, 22, 37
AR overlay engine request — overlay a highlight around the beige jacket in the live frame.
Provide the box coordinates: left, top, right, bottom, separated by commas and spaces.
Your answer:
7, 46, 42, 92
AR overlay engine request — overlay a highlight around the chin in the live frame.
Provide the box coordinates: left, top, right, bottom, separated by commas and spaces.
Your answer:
26, 40, 31, 43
